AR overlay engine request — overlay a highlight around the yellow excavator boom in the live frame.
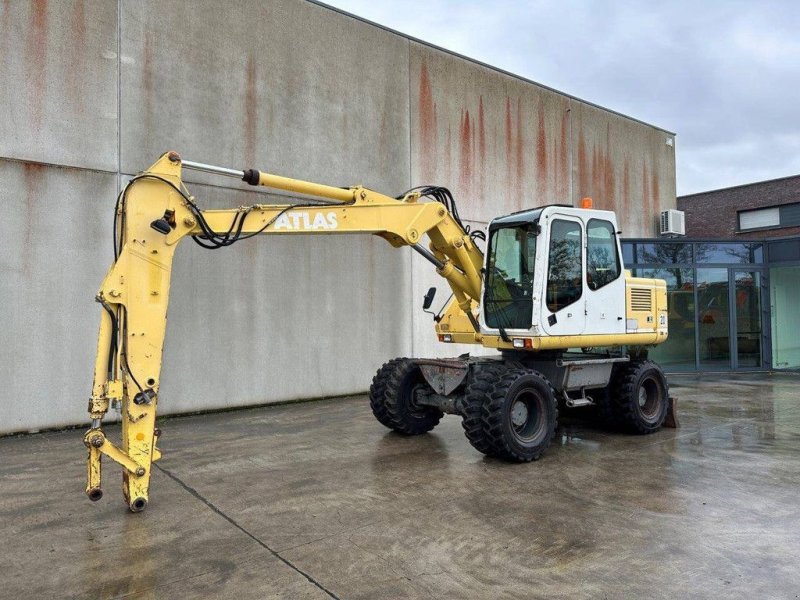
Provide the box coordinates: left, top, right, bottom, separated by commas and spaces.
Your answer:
86, 151, 485, 511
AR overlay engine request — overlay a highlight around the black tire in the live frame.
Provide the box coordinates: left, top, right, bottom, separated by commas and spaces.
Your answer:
463, 365, 558, 462
368, 358, 442, 435
461, 363, 506, 456
608, 360, 669, 434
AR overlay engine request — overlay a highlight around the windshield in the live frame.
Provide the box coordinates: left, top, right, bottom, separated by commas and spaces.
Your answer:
483, 225, 536, 329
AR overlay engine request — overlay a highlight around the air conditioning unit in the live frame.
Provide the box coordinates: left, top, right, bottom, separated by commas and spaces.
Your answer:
660, 209, 685, 236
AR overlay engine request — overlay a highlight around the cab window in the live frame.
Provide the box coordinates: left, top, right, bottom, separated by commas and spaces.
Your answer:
546, 220, 582, 312
484, 225, 536, 329
587, 219, 621, 290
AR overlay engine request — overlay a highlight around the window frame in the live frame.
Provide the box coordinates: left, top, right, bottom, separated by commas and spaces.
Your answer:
737, 202, 800, 233
482, 224, 536, 330
586, 218, 622, 291
546, 218, 584, 313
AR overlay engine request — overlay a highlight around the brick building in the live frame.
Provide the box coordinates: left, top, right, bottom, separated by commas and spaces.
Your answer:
619, 174, 800, 372
677, 174, 800, 239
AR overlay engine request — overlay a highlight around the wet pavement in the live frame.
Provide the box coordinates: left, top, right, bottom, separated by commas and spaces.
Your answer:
1, 372, 799, 599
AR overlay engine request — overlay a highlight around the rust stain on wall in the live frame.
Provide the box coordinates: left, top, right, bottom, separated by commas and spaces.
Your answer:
504, 96, 513, 202
244, 55, 257, 166
418, 62, 437, 182
444, 123, 452, 184
584, 126, 616, 210
602, 124, 615, 210
577, 132, 588, 200
459, 109, 472, 194
478, 96, 486, 199
622, 158, 631, 224
478, 97, 486, 164
515, 99, 524, 207
26, 0, 49, 128
536, 107, 547, 180
642, 162, 651, 233
651, 171, 660, 228
557, 107, 569, 201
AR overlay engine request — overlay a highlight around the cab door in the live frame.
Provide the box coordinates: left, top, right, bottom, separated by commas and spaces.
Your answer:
541, 215, 586, 336
584, 218, 626, 334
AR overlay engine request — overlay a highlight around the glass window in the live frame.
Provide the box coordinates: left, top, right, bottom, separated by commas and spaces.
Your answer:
621, 242, 635, 266
769, 240, 800, 263
633, 268, 696, 372
781, 203, 800, 227
483, 226, 536, 329
636, 242, 692, 265
739, 207, 780, 230
696, 243, 764, 264
587, 219, 621, 290
547, 220, 583, 312
697, 268, 731, 369
770, 266, 800, 368
735, 271, 763, 368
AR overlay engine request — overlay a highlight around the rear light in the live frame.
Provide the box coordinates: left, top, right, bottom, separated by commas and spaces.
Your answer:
438, 334, 453, 342
512, 338, 533, 349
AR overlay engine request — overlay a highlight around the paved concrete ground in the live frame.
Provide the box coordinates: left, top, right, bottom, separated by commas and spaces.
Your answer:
1, 373, 799, 599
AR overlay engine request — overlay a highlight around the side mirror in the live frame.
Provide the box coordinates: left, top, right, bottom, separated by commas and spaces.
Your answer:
422, 287, 437, 310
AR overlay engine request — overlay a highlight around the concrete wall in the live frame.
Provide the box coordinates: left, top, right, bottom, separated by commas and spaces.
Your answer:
0, 0, 675, 434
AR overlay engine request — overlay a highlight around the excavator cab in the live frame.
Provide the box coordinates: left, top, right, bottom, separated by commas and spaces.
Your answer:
480, 205, 628, 340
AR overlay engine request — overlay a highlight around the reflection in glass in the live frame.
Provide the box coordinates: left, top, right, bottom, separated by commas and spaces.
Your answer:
697, 268, 731, 369
769, 240, 800, 263
696, 243, 764, 264
621, 243, 635, 267
634, 268, 696, 371
735, 271, 762, 368
484, 226, 536, 329
636, 243, 692, 265
546, 220, 583, 312
770, 266, 800, 368
587, 219, 621, 289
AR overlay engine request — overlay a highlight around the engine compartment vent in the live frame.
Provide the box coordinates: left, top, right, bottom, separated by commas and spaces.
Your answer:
630, 287, 652, 312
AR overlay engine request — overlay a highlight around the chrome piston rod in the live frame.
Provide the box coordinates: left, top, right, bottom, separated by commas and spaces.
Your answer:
180, 159, 245, 179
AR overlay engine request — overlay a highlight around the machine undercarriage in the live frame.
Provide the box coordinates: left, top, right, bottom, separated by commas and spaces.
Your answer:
370, 352, 671, 462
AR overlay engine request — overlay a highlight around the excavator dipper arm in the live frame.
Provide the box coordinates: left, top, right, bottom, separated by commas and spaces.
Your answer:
86, 151, 484, 511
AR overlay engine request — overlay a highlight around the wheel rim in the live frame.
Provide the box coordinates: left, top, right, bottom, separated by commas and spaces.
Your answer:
508, 390, 545, 443
638, 375, 662, 420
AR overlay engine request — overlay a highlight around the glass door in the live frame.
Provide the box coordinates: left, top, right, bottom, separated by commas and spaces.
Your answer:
697, 268, 731, 370
733, 270, 765, 369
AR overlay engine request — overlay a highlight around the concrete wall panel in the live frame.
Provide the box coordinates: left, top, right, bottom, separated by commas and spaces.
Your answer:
0, 161, 116, 434
409, 42, 574, 225
119, 0, 410, 196
571, 102, 676, 237
0, 1, 118, 171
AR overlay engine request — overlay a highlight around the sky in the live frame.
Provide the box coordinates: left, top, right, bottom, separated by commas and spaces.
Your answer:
322, 0, 800, 196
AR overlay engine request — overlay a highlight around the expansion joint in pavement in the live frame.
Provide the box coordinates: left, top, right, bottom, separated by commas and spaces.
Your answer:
154, 463, 341, 600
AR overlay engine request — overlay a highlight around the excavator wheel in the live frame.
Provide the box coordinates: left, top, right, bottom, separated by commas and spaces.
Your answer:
369, 358, 442, 435
462, 365, 558, 462
461, 363, 506, 456
607, 360, 669, 434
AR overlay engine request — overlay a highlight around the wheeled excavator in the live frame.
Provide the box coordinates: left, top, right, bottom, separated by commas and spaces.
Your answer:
85, 151, 670, 512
